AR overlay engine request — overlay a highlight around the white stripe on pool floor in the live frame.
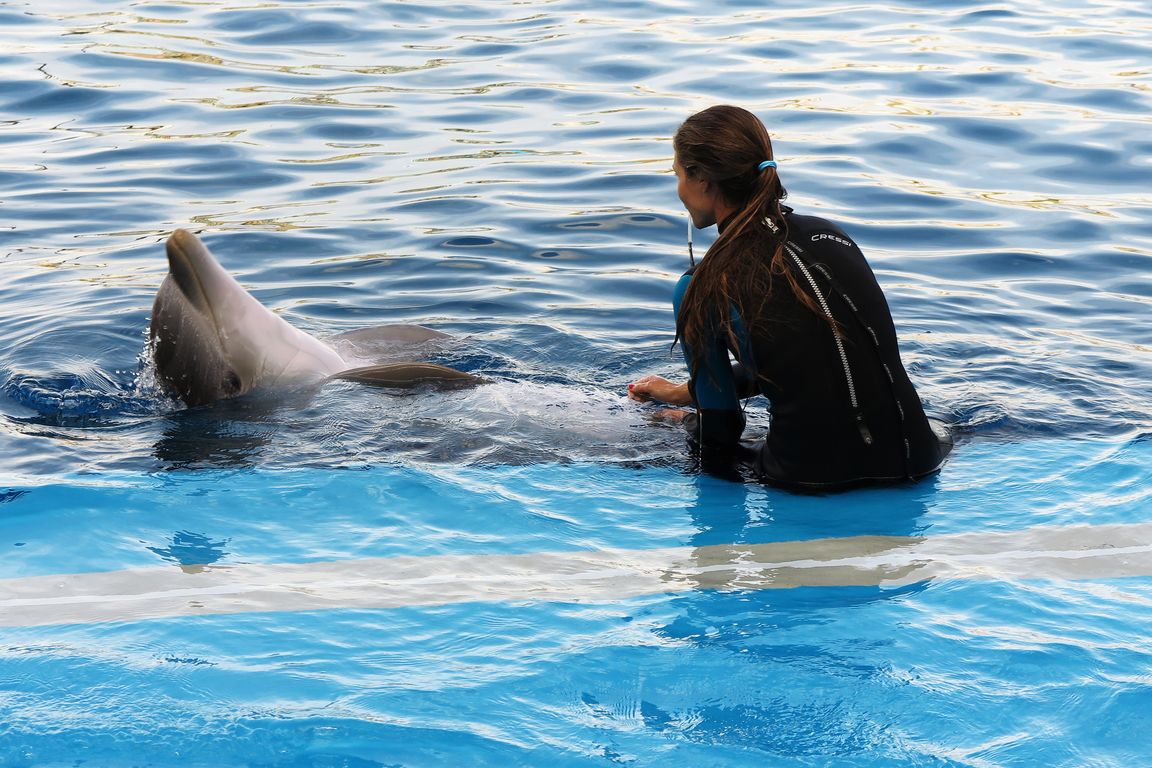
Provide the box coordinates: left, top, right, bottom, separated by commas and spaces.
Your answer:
3, 521, 1152, 626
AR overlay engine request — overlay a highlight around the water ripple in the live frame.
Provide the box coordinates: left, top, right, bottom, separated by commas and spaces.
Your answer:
0, 0, 1146, 486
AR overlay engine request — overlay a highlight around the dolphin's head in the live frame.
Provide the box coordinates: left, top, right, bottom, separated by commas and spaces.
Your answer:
149, 229, 344, 407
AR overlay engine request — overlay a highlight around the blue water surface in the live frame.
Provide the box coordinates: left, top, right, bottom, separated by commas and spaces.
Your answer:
2, 0, 1151, 765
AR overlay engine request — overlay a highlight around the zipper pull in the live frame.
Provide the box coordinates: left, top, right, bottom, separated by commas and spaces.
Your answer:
856, 412, 873, 445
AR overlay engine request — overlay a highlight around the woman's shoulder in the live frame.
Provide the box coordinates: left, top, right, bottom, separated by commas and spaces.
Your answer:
783, 208, 858, 251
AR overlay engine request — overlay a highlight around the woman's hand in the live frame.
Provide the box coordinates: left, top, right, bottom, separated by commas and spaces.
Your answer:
645, 408, 688, 424
627, 375, 691, 406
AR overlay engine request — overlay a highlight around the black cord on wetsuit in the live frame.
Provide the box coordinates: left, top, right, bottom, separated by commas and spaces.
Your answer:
784, 241, 916, 481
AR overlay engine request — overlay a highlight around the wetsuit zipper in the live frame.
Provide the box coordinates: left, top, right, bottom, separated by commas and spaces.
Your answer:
784, 241, 874, 446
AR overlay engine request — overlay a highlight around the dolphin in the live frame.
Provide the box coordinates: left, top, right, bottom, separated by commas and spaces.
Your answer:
149, 229, 479, 406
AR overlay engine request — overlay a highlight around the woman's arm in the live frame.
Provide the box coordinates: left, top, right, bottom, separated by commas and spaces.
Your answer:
627, 375, 691, 405
686, 336, 747, 450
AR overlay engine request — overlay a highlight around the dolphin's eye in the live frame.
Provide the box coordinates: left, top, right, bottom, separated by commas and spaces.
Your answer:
222, 370, 242, 396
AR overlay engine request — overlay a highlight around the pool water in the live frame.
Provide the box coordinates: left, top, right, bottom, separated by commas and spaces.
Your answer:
2, 1, 1151, 765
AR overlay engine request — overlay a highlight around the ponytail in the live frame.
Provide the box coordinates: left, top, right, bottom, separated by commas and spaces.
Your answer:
673, 106, 826, 372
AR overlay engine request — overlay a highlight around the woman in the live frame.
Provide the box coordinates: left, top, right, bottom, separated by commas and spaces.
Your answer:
629, 105, 950, 490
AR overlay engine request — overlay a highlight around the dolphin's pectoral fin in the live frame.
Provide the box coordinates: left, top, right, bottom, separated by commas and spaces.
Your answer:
328, 325, 452, 345
330, 362, 483, 390
326, 325, 456, 366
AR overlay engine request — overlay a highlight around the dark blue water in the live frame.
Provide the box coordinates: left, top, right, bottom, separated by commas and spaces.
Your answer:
2, 1, 1151, 765
3, 0, 1149, 476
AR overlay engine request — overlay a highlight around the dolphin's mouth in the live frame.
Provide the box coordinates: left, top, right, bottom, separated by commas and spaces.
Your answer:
165, 229, 215, 319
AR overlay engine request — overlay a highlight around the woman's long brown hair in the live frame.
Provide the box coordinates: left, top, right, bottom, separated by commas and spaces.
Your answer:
673, 105, 823, 372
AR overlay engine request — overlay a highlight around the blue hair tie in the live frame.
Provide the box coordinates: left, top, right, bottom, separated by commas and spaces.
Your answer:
758, 160, 777, 172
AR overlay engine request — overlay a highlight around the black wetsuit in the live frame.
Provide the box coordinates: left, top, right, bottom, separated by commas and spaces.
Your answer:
676, 208, 950, 490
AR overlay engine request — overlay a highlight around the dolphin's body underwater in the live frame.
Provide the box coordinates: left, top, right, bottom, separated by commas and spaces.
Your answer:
149, 229, 478, 406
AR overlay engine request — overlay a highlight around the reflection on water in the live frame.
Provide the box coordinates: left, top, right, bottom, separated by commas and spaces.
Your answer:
151, 401, 278, 469
146, 530, 230, 571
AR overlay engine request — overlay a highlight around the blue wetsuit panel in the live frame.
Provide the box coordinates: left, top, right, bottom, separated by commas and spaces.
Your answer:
673, 272, 751, 451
